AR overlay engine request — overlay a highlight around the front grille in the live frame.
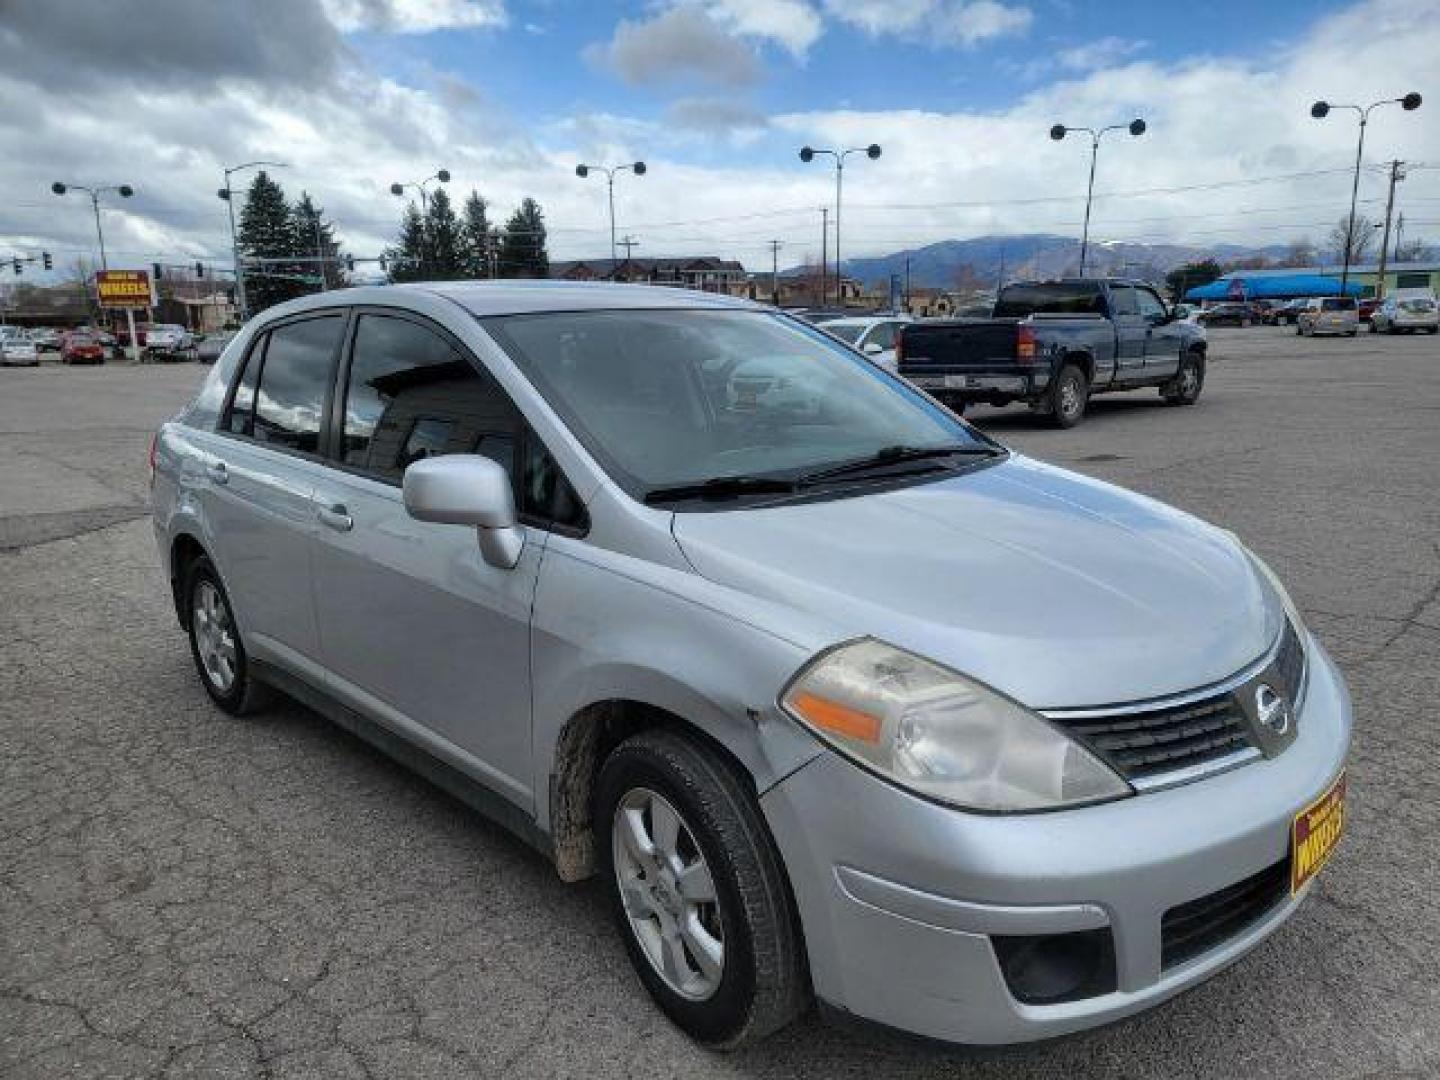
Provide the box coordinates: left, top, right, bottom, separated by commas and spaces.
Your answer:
1161, 858, 1289, 970
1050, 694, 1255, 783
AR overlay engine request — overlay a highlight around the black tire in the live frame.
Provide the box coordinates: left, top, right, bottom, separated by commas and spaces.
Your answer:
1162, 349, 1205, 406
595, 729, 808, 1049
1048, 362, 1088, 429
183, 555, 271, 715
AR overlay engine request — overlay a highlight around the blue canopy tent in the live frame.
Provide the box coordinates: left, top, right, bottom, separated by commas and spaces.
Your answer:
1184, 274, 1364, 301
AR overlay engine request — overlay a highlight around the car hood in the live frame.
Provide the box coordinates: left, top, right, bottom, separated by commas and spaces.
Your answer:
671, 455, 1281, 708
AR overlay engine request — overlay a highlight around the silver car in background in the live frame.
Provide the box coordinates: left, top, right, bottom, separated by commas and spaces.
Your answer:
1370, 293, 1439, 334
1296, 296, 1359, 337
151, 283, 1351, 1049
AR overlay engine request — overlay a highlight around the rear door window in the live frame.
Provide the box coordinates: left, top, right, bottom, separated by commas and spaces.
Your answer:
249, 316, 345, 452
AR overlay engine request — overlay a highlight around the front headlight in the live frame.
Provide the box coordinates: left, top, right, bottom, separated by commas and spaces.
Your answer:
1245, 549, 1308, 638
780, 639, 1131, 813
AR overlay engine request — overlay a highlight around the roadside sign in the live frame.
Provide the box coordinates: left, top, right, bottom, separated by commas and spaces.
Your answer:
96, 270, 154, 309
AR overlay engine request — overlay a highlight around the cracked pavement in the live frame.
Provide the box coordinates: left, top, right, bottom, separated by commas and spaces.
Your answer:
2, 331, 1438, 1078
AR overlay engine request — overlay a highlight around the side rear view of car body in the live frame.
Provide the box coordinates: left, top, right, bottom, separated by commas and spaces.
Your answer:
152, 283, 1351, 1050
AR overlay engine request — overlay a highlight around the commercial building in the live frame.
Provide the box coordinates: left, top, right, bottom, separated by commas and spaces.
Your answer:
1186, 260, 1439, 302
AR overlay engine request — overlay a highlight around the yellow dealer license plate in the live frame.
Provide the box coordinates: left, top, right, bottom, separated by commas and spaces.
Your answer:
1291, 772, 1346, 895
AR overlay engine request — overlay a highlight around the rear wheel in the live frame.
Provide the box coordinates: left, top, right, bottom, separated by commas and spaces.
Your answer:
184, 555, 271, 715
596, 730, 807, 1049
1048, 363, 1088, 428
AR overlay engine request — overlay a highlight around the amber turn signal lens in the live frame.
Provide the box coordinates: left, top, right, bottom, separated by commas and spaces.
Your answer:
789, 691, 882, 743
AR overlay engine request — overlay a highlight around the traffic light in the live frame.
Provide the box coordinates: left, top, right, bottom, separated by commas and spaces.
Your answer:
11, 258, 20, 275
194, 262, 205, 278
152, 262, 163, 281
345, 255, 355, 272
42, 251, 52, 270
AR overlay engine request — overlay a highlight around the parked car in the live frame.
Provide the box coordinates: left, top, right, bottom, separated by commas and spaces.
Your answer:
114, 322, 150, 353
1268, 299, 1311, 325
147, 323, 196, 360
152, 283, 1350, 1049
1, 328, 40, 366
896, 278, 1206, 427
1357, 297, 1379, 324
195, 330, 238, 364
1196, 302, 1264, 327
1296, 297, 1359, 337
1369, 294, 1439, 334
816, 315, 913, 372
60, 330, 106, 365
30, 327, 62, 352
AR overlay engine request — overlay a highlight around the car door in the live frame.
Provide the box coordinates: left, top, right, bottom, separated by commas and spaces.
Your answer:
1108, 285, 1147, 383
1136, 286, 1183, 379
201, 312, 347, 669
308, 310, 557, 809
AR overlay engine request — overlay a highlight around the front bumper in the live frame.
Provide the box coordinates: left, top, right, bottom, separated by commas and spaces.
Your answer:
760, 634, 1352, 1045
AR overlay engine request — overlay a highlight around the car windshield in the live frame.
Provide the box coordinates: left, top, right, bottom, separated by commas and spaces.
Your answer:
485, 309, 991, 502
823, 323, 865, 343
994, 283, 1106, 317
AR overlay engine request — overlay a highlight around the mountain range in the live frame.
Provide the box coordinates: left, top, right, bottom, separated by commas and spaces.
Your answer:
793, 234, 1296, 290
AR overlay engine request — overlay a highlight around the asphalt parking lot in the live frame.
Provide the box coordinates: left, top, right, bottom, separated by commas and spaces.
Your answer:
2, 327, 1438, 1079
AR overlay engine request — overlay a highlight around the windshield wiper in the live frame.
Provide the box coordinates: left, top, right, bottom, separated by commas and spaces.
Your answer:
643, 475, 798, 505
798, 443, 997, 486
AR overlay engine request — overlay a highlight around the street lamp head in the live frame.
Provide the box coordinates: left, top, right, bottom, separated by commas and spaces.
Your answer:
1310, 100, 1330, 119
117, 184, 134, 198
1128, 118, 1146, 137
217, 188, 230, 201
799, 146, 815, 162
436, 169, 451, 183
51, 181, 67, 195
866, 143, 881, 160
1401, 91, 1422, 111
575, 164, 589, 178
1049, 124, 1067, 141
389, 182, 405, 196
632, 160, 647, 175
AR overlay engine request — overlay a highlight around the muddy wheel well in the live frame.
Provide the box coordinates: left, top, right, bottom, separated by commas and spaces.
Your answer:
548, 700, 754, 882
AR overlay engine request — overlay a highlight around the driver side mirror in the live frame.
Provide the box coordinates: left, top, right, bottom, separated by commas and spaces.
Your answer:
403, 454, 524, 569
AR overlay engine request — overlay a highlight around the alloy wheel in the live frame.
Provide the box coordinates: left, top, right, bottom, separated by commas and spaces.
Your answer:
192, 580, 237, 694
612, 787, 725, 1001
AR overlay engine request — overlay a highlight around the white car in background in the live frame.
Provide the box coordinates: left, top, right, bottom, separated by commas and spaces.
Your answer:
1, 328, 40, 366
1370, 294, 1439, 334
147, 324, 196, 360
815, 315, 914, 372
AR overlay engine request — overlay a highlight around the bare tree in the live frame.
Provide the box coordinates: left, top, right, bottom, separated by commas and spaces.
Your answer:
1328, 214, 1376, 266
1282, 238, 1317, 266
1393, 238, 1431, 263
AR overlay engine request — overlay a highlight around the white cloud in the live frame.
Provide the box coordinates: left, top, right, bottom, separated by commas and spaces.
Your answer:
321, 0, 507, 34
822, 0, 1033, 47
1057, 35, 1145, 71
707, 0, 824, 57
584, 5, 761, 87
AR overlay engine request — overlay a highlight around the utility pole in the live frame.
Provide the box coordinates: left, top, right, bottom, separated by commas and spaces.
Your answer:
767, 240, 782, 306
1393, 213, 1404, 263
1375, 160, 1405, 301
618, 235, 640, 270
903, 256, 911, 310
312, 215, 328, 292
819, 207, 828, 308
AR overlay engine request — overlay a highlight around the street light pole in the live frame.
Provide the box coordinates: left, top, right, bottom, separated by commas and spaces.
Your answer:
50, 181, 135, 272
1049, 119, 1146, 276
1310, 93, 1421, 295
575, 161, 647, 277
389, 169, 452, 278
218, 161, 288, 321
799, 143, 881, 306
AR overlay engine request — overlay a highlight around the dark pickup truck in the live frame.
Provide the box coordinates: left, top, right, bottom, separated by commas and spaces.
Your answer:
896, 279, 1207, 427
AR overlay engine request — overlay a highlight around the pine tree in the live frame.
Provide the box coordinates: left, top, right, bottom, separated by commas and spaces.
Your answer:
386, 203, 427, 283
460, 191, 492, 279
237, 171, 304, 313
425, 189, 464, 280
498, 198, 549, 279
291, 191, 346, 289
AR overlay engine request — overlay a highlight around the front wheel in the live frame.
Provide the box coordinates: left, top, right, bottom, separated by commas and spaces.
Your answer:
1162, 351, 1205, 406
1048, 363, 1089, 428
596, 730, 807, 1049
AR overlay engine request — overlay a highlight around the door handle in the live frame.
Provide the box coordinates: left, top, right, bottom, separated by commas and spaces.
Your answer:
206, 461, 228, 485
317, 503, 353, 532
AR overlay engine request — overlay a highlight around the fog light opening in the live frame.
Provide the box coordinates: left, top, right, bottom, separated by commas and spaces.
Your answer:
992, 927, 1117, 1005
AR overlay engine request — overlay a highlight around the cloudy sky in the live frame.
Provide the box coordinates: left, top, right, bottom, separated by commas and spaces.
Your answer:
2, 0, 1437, 278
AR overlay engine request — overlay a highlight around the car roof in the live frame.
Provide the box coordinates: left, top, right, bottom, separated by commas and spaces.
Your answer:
253, 281, 767, 322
